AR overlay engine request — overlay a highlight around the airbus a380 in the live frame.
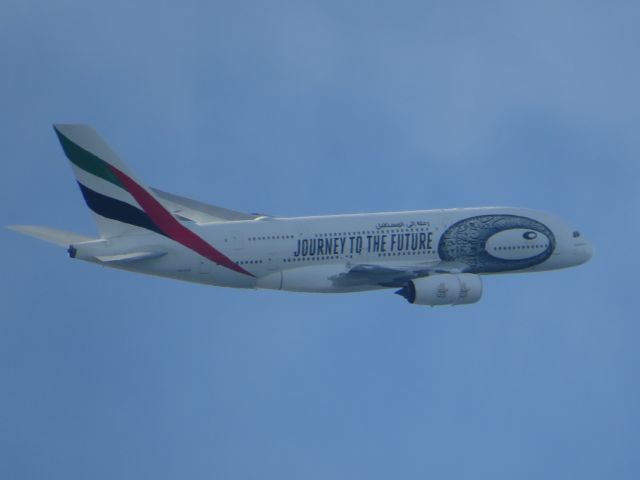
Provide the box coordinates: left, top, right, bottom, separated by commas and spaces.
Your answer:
9, 125, 593, 307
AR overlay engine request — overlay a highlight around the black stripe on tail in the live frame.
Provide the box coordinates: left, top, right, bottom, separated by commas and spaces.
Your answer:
77, 183, 167, 237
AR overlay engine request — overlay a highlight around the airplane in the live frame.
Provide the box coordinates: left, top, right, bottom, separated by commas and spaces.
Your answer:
8, 124, 593, 306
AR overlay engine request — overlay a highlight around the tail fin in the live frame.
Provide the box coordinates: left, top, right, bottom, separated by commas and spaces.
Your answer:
53, 124, 254, 276
54, 124, 171, 238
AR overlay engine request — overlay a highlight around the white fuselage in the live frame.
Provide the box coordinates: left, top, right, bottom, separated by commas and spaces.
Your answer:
79, 206, 593, 293
16, 125, 592, 306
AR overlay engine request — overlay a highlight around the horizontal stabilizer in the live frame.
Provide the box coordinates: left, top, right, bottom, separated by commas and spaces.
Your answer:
8, 225, 95, 247
150, 187, 265, 224
95, 251, 167, 263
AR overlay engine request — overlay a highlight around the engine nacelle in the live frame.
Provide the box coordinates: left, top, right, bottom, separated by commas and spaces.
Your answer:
396, 274, 483, 306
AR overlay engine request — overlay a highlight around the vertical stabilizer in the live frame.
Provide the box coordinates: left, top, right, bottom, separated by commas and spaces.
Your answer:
52, 124, 253, 276
53, 124, 165, 238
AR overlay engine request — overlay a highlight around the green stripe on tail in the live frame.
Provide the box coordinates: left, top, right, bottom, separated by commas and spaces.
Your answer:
54, 127, 124, 189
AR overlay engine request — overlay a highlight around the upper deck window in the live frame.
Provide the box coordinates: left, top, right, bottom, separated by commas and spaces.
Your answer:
573, 230, 581, 238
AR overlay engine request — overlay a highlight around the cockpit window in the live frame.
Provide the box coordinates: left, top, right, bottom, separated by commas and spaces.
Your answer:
573, 230, 581, 238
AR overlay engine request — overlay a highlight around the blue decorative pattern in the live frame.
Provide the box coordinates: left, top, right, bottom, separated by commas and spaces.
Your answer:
438, 215, 556, 273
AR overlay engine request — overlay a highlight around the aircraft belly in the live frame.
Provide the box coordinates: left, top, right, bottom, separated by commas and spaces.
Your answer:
255, 264, 382, 293
110, 248, 257, 289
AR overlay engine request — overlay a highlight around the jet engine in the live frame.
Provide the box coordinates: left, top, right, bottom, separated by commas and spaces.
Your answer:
396, 273, 483, 306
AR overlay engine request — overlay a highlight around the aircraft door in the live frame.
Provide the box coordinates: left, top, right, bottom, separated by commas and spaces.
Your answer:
231, 232, 247, 251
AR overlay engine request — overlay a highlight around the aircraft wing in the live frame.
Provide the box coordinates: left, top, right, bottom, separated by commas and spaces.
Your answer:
332, 261, 470, 288
150, 187, 266, 224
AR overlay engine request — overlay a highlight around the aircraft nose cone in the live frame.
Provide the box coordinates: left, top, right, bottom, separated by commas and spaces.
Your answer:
575, 240, 594, 264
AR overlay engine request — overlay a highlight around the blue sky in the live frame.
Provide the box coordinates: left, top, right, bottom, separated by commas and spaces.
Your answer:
1, 1, 639, 478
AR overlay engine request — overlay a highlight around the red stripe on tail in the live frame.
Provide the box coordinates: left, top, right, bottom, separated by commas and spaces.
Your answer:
108, 165, 254, 277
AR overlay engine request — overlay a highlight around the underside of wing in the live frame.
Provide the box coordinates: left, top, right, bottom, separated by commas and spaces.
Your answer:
150, 187, 268, 224
332, 261, 470, 288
